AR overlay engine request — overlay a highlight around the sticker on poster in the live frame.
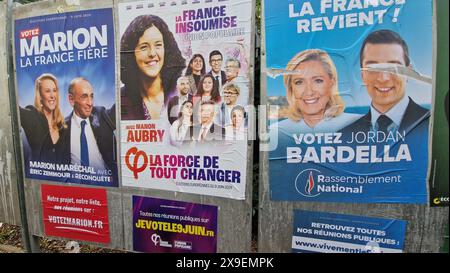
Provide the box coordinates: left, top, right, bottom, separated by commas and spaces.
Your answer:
118, 0, 253, 199
265, 0, 433, 203
41, 184, 110, 244
292, 210, 407, 253
14, 8, 118, 187
133, 196, 217, 253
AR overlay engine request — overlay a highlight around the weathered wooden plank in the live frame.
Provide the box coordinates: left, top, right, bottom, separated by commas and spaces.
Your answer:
0, 1, 22, 226
258, 0, 448, 253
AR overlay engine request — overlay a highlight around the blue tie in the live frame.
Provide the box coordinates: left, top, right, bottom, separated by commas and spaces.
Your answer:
80, 120, 89, 166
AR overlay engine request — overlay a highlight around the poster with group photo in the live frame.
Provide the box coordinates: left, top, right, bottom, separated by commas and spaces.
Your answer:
265, 0, 433, 203
14, 8, 118, 187
119, 0, 253, 199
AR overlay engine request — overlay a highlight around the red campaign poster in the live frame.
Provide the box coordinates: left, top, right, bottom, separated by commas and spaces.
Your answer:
41, 184, 110, 244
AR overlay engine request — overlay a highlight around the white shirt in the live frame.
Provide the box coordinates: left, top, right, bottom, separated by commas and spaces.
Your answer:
225, 125, 246, 141
211, 71, 223, 94
370, 95, 409, 132
170, 119, 190, 146
70, 113, 107, 170
178, 94, 189, 112
198, 122, 214, 141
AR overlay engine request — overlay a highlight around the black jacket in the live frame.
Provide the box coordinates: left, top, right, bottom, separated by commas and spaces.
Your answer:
20, 105, 67, 163
340, 97, 430, 137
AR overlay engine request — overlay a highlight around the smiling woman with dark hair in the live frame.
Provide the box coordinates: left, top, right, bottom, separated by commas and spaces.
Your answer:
185, 54, 206, 95
120, 14, 186, 120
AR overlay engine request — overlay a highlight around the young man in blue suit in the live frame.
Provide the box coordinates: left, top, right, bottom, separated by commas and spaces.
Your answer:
340, 29, 430, 137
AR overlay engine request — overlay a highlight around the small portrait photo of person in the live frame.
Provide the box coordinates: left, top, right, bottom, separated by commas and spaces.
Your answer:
207, 50, 227, 94
216, 82, 241, 127
193, 100, 225, 142
19, 73, 67, 163
167, 76, 193, 125
225, 105, 246, 141
224, 58, 242, 85
185, 54, 206, 95
272, 49, 361, 135
120, 14, 186, 121
169, 100, 194, 147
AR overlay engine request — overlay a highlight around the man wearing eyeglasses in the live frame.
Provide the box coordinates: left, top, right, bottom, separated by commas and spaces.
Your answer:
207, 50, 227, 95
216, 83, 242, 127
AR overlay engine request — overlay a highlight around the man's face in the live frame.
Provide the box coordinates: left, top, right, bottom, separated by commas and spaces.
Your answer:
177, 77, 190, 95
210, 54, 223, 74
225, 61, 239, 80
200, 104, 215, 125
69, 80, 94, 119
224, 87, 239, 106
361, 43, 408, 113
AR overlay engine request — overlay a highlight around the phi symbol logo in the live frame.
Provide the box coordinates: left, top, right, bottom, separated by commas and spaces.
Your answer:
295, 169, 321, 198
151, 233, 161, 246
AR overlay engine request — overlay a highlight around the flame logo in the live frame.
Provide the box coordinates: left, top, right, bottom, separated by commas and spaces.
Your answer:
295, 169, 321, 198
305, 171, 315, 195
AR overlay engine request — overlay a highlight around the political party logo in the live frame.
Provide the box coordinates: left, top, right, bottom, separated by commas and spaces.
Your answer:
295, 169, 321, 198
151, 233, 172, 248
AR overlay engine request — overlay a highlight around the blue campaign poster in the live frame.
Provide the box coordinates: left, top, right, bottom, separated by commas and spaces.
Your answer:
14, 9, 118, 187
265, 1, 433, 203
292, 210, 407, 253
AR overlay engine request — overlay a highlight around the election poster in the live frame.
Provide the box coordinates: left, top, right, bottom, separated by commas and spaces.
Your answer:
133, 196, 217, 253
119, 0, 252, 199
265, 0, 433, 203
292, 210, 407, 253
14, 9, 118, 187
41, 184, 110, 244
429, 0, 449, 207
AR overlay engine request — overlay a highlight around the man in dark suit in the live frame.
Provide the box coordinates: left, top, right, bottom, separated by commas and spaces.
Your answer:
61, 77, 117, 182
167, 76, 193, 124
193, 100, 225, 142
340, 29, 430, 136
207, 50, 227, 95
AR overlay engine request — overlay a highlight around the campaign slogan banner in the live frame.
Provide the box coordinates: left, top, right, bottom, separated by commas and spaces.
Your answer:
14, 9, 118, 187
429, 0, 449, 207
133, 196, 217, 253
292, 210, 406, 253
41, 184, 110, 244
265, 0, 433, 203
119, 0, 252, 199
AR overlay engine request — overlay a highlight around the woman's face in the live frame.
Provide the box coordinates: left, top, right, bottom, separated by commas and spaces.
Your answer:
191, 57, 203, 73
182, 102, 193, 117
134, 26, 165, 79
290, 60, 334, 119
40, 79, 58, 112
232, 110, 244, 129
202, 77, 214, 93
